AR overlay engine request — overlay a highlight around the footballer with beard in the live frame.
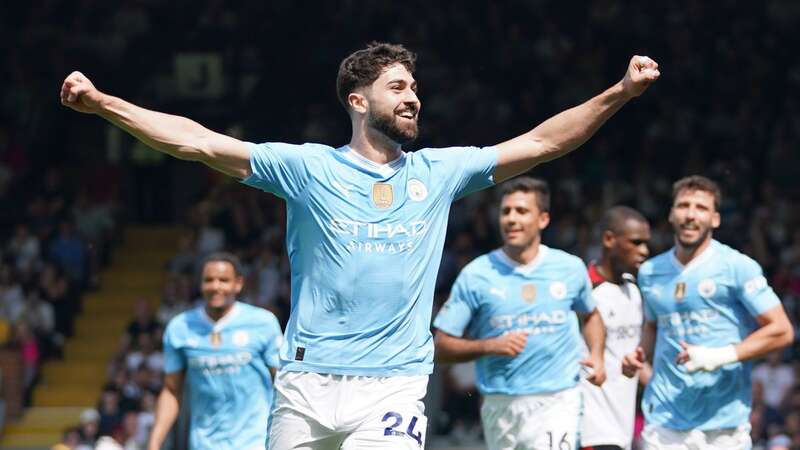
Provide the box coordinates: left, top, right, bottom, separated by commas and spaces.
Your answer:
61, 42, 658, 449
622, 176, 793, 449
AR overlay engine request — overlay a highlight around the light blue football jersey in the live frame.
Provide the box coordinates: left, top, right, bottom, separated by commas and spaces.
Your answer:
163, 302, 283, 450
241, 142, 496, 376
638, 240, 781, 431
433, 246, 596, 395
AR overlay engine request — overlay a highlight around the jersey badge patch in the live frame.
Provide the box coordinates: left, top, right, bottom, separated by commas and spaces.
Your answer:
233, 330, 250, 347
697, 279, 716, 298
372, 183, 393, 209
549, 281, 567, 300
674, 282, 686, 301
210, 331, 222, 347
521, 283, 537, 304
407, 179, 428, 202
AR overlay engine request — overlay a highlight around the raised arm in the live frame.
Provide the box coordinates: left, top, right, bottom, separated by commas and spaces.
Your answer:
60, 71, 251, 178
434, 329, 528, 363
147, 372, 184, 450
493, 56, 660, 182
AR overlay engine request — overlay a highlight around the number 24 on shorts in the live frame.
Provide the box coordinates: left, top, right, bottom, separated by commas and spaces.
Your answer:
382, 411, 423, 446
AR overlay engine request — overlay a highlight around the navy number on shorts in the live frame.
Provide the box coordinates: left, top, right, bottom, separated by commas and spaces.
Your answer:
381, 412, 423, 446
545, 431, 571, 450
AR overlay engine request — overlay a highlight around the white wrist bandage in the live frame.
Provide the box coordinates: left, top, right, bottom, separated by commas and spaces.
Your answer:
684, 345, 738, 372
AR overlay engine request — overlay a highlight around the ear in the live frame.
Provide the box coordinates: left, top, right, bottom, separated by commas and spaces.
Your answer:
348, 92, 368, 114
538, 211, 550, 230
234, 276, 244, 294
711, 211, 721, 229
602, 230, 616, 249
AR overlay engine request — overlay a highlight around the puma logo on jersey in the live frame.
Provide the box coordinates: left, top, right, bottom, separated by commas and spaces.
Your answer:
489, 287, 507, 299
332, 181, 353, 198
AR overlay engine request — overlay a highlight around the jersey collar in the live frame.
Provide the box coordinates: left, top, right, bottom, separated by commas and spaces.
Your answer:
341, 146, 406, 177
494, 245, 549, 275
588, 261, 607, 288
669, 240, 717, 274
200, 301, 241, 332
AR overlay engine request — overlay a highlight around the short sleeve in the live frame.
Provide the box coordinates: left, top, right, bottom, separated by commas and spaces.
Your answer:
260, 312, 284, 369
162, 322, 186, 374
432, 146, 497, 200
240, 142, 311, 200
433, 272, 480, 337
571, 269, 597, 314
734, 254, 780, 317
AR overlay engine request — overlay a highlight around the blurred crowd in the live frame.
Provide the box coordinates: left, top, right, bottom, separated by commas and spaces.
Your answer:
3, 0, 800, 449
0, 163, 118, 409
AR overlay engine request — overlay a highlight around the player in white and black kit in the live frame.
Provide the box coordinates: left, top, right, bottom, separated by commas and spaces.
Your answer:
581, 206, 651, 450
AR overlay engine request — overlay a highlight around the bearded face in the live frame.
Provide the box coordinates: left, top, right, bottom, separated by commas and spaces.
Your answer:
368, 102, 419, 144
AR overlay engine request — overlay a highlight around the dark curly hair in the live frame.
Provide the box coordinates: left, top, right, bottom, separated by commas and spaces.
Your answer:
336, 42, 416, 111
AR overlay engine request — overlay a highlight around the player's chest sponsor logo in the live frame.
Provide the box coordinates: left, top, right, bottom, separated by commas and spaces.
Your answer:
188, 352, 253, 370
674, 282, 686, 301
330, 218, 428, 238
697, 278, 717, 298
521, 283, 537, 304
186, 337, 199, 348
549, 281, 567, 300
407, 179, 428, 202
232, 330, 250, 347
490, 309, 568, 329
372, 183, 393, 209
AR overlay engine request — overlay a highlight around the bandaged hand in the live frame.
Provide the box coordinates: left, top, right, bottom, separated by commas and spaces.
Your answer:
677, 342, 738, 372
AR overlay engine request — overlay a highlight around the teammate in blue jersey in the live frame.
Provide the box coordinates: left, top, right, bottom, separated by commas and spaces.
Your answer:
621, 176, 794, 449
434, 177, 607, 450
61, 42, 658, 449
147, 253, 282, 450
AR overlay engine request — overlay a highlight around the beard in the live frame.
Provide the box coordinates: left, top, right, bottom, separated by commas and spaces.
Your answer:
674, 224, 713, 249
368, 107, 418, 144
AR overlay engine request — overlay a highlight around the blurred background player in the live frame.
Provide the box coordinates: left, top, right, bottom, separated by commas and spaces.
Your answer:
147, 252, 282, 450
622, 176, 794, 449
61, 42, 658, 449
580, 206, 651, 450
433, 177, 606, 450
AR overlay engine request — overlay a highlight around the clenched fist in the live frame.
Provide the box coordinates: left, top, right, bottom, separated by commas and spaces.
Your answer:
60, 71, 105, 114
485, 331, 529, 357
621, 55, 660, 98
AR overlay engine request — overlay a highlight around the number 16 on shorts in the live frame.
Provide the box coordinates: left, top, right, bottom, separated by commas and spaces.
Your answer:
382, 411, 425, 447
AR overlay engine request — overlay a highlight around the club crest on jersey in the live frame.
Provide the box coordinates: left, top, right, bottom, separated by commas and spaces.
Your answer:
549, 281, 567, 300
210, 331, 222, 347
674, 282, 686, 301
521, 284, 537, 304
372, 183, 393, 209
233, 330, 250, 347
698, 279, 716, 298
407, 179, 428, 202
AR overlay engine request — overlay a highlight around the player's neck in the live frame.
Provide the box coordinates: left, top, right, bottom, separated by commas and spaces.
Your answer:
597, 255, 622, 284
502, 241, 541, 266
205, 302, 235, 322
674, 235, 713, 266
349, 125, 403, 164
